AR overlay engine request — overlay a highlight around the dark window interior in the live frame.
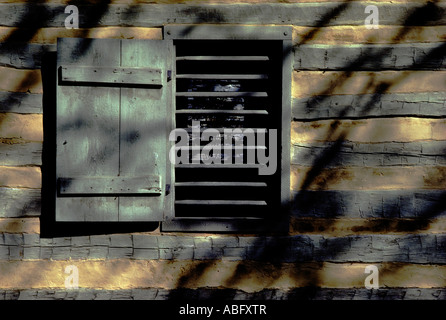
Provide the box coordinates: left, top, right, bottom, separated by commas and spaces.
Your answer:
173, 40, 284, 219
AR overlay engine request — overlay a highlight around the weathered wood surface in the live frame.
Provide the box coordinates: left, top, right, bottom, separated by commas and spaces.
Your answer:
56, 37, 122, 222
1, 287, 446, 300
0, 92, 42, 114
0, 43, 55, 69
1, 25, 445, 46
0, 187, 41, 217
58, 176, 162, 195
0, 113, 42, 141
291, 118, 446, 143
2, 42, 445, 71
0, 26, 163, 43
292, 25, 446, 44
291, 190, 446, 218
0, 141, 42, 166
56, 38, 172, 222
1, 3, 445, 27
165, 24, 291, 40
0, 234, 446, 263
4, 187, 445, 219
0, 166, 41, 189
292, 92, 446, 119
292, 141, 446, 167
289, 217, 446, 236
60, 65, 163, 86
291, 166, 446, 191
0, 67, 42, 93
292, 70, 446, 98
2, 91, 445, 118
118, 39, 172, 222
294, 43, 446, 70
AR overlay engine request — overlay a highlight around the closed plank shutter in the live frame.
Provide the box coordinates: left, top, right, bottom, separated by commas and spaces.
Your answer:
56, 38, 173, 222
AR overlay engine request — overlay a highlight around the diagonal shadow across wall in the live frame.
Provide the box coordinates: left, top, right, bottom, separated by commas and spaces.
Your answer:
0, 0, 445, 299
162, 0, 446, 300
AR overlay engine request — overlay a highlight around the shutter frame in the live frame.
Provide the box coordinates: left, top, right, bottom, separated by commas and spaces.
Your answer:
55, 38, 174, 222
161, 25, 291, 233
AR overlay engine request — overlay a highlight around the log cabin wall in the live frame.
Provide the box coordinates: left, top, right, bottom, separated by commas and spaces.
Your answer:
0, 0, 445, 300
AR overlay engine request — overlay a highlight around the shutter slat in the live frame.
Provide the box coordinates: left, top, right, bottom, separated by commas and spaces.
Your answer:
180, 128, 268, 133
184, 146, 267, 150
177, 56, 269, 61
176, 164, 265, 169
60, 66, 163, 86
176, 92, 268, 97
58, 176, 162, 195
175, 200, 267, 206
170, 216, 264, 220
175, 182, 267, 187
176, 74, 268, 80
176, 109, 268, 115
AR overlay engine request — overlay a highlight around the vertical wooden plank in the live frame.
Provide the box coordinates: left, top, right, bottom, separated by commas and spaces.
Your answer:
165, 40, 176, 221
281, 39, 292, 208
119, 39, 173, 221
56, 38, 121, 221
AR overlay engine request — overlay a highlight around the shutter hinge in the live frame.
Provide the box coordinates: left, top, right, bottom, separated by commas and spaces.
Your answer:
167, 70, 172, 82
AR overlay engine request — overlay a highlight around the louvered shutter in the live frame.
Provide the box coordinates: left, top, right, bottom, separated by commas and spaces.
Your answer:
173, 41, 275, 219
162, 26, 292, 232
56, 38, 174, 221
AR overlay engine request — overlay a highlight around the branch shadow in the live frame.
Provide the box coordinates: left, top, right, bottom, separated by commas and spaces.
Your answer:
0, 0, 445, 300
165, 1, 446, 300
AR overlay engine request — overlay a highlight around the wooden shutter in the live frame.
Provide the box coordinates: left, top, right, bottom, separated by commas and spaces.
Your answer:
162, 25, 292, 232
56, 38, 174, 222
171, 40, 282, 220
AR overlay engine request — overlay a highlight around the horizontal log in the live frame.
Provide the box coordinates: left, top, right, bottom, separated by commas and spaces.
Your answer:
0, 67, 42, 93
292, 92, 446, 119
291, 118, 446, 143
0, 141, 42, 166
291, 189, 446, 219
1, 3, 445, 27
0, 260, 444, 290
0, 0, 441, 3
0, 92, 43, 114
291, 141, 446, 167
3, 66, 446, 100
3, 232, 446, 264
0, 166, 41, 189
0, 113, 43, 141
294, 43, 446, 70
0, 0, 438, 4
1, 25, 445, 46
291, 165, 446, 191
4, 41, 446, 71
293, 25, 446, 45
292, 70, 446, 98
289, 218, 446, 236
0, 26, 162, 43
0, 43, 55, 69
1, 287, 444, 301
0, 187, 41, 217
